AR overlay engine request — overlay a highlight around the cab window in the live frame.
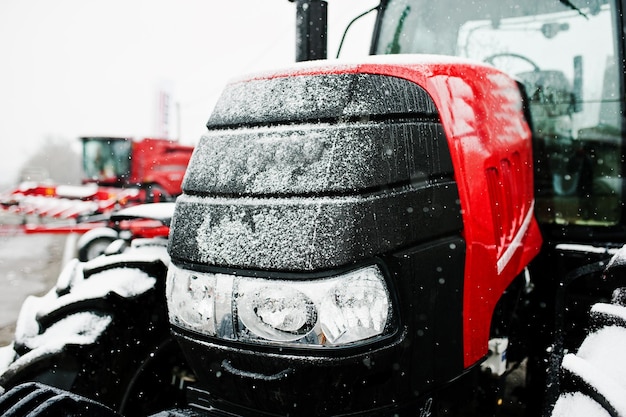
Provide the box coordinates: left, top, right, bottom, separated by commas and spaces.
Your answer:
375, 0, 622, 227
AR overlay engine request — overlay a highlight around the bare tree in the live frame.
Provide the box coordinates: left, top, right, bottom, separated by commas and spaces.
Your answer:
19, 137, 81, 185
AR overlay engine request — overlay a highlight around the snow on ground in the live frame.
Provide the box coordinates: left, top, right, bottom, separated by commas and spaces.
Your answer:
0, 214, 66, 345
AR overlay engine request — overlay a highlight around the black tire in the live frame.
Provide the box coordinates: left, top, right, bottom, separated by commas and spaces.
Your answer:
77, 236, 117, 261
77, 227, 119, 262
551, 253, 626, 417
0, 382, 120, 417
0, 242, 190, 416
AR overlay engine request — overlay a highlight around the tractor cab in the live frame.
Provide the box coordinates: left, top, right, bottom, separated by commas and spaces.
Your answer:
371, 0, 624, 240
81, 136, 194, 200
82, 137, 133, 186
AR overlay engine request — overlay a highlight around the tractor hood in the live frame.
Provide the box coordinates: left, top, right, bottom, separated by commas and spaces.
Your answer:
164, 56, 542, 416
168, 62, 461, 272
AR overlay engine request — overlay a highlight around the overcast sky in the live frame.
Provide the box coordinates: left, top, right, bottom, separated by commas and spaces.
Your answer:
0, 0, 376, 186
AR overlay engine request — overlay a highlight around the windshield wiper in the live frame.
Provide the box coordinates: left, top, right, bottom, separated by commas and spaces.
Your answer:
385, 5, 411, 54
559, 0, 589, 19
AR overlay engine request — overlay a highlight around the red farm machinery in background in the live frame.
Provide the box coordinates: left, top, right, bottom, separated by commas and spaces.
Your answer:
81, 137, 193, 202
0, 137, 193, 236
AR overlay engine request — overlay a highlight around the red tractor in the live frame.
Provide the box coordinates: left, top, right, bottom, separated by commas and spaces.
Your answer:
0, 1, 625, 417
81, 137, 194, 202
1, 137, 193, 224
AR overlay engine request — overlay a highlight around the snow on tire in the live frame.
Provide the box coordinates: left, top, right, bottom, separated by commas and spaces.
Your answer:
552, 247, 626, 417
0, 241, 189, 416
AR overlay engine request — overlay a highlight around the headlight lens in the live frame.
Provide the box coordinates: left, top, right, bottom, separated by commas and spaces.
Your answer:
238, 283, 317, 342
166, 264, 393, 347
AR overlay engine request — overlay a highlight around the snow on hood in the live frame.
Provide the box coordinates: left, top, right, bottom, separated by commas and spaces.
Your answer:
555, 243, 621, 257
208, 71, 438, 129
170, 70, 462, 270
170, 182, 460, 271
184, 122, 448, 196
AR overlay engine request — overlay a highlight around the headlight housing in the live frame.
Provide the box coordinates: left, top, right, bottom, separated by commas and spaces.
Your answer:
166, 263, 394, 347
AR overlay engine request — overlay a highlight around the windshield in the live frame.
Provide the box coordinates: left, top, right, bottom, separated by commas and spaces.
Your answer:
82, 137, 132, 182
374, 0, 623, 228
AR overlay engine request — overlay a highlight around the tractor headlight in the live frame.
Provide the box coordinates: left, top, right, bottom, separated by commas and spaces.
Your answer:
166, 263, 393, 347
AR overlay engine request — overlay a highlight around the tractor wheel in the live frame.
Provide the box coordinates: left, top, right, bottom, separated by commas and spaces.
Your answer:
76, 227, 119, 261
0, 241, 190, 416
551, 258, 626, 417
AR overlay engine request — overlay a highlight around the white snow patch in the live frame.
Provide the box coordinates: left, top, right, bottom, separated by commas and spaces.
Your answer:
113, 202, 175, 221
576, 326, 626, 394
591, 303, 626, 324
54, 184, 99, 199
11, 265, 155, 350
54, 257, 84, 294
562, 349, 626, 416
23, 312, 111, 350
15, 291, 58, 343
2, 312, 112, 378
555, 243, 620, 256
605, 244, 626, 269
0, 343, 16, 375
36, 267, 157, 320
551, 392, 611, 417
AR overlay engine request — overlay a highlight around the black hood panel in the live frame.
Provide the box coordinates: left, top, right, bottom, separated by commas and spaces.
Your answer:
169, 72, 460, 271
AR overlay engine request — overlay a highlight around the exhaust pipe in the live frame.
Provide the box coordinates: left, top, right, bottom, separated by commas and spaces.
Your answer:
294, 0, 327, 62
